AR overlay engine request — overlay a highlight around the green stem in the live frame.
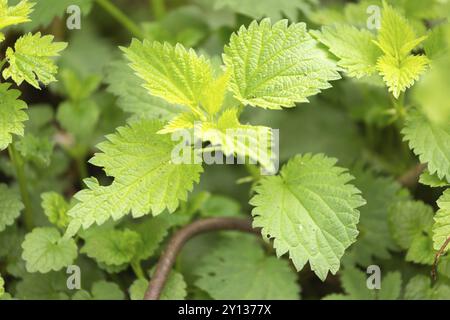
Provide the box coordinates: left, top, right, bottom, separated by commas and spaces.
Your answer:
8, 144, 33, 231
151, 0, 166, 20
95, 0, 144, 39
393, 92, 406, 122
75, 155, 88, 182
131, 260, 145, 279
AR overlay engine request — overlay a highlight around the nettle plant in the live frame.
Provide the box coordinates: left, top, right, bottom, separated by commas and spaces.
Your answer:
0, 0, 449, 300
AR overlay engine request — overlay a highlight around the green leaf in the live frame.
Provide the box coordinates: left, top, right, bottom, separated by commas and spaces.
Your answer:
324, 268, 402, 300
41, 192, 70, 229
127, 216, 171, 262
16, 0, 93, 31
374, 2, 429, 98
0, 183, 23, 232
346, 169, 407, 266
196, 108, 276, 172
378, 272, 402, 300
389, 200, 434, 249
419, 169, 450, 188
402, 110, 450, 181
250, 154, 365, 280
212, 0, 316, 21
376, 54, 429, 99
122, 40, 213, 109
0, 0, 34, 29
56, 100, 100, 142
0, 83, 28, 151
433, 189, 450, 252
16, 134, 53, 167
65, 120, 203, 236
105, 60, 183, 119
405, 275, 450, 299
405, 233, 435, 265
3, 32, 67, 89
194, 234, 300, 299
200, 194, 242, 217
223, 19, 340, 109
313, 24, 382, 78
16, 271, 70, 300
22, 227, 78, 273
0, 274, 4, 298
130, 269, 187, 300
73, 280, 124, 300
81, 228, 142, 266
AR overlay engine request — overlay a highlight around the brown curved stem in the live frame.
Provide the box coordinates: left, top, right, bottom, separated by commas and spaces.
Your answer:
144, 217, 259, 300
431, 236, 450, 281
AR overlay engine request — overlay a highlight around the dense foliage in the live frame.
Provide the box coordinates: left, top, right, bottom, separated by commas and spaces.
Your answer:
0, 0, 449, 300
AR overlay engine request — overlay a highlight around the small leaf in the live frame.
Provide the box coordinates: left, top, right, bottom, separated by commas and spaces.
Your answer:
3, 32, 67, 89
194, 234, 300, 299
433, 189, 450, 252
80, 228, 142, 266
403, 110, 450, 181
0, 183, 23, 232
41, 192, 70, 229
0, 0, 34, 29
22, 227, 78, 273
0, 83, 28, 151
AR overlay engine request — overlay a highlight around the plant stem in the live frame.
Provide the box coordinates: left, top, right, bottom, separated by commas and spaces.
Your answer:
131, 260, 145, 279
144, 217, 259, 300
393, 92, 406, 122
151, 0, 166, 20
8, 144, 33, 231
95, 0, 144, 39
75, 155, 88, 182
432, 236, 450, 281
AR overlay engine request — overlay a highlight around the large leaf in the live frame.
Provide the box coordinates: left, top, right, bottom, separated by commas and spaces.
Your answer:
250, 154, 365, 280
223, 19, 340, 109
65, 120, 203, 236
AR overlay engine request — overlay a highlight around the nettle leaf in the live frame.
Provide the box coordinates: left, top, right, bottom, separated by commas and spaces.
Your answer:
346, 169, 407, 266
374, 2, 429, 98
16, 271, 70, 300
16, 134, 53, 167
0, 274, 4, 298
223, 18, 340, 109
197, 108, 276, 172
3, 32, 67, 89
127, 216, 172, 262
419, 169, 450, 188
405, 275, 450, 300
16, 0, 93, 31
433, 189, 450, 252
41, 192, 70, 229
0, 183, 23, 232
122, 40, 213, 110
0, 83, 28, 151
129, 269, 187, 300
323, 267, 402, 300
313, 24, 382, 78
389, 200, 434, 250
81, 228, 142, 266
66, 120, 203, 236
72, 280, 124, 300
403, 110, 450, 181
212, 0, 316, 21
194, 234, 300, 299
250, 154, 365, 280
22, 227, 78, 273
105, 60, 183, 119
0, 0, 34, 29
